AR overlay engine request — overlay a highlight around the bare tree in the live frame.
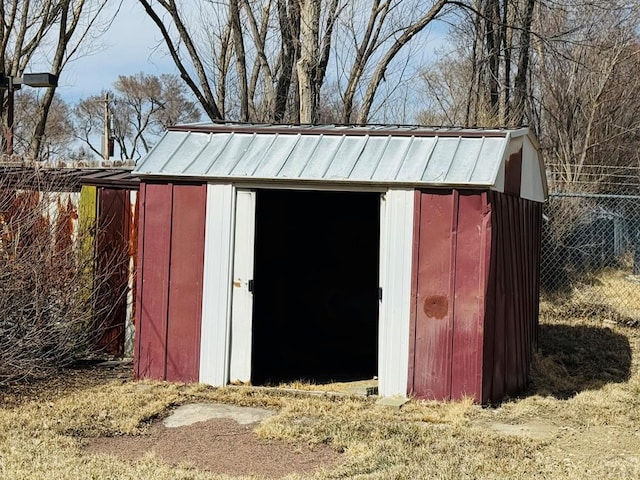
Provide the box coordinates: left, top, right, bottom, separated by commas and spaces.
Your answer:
74, 73, 201, 160
535, 4, 640, 193
13, 90, 75, 159
0, 0, 113, 160
137, 0, 455, 124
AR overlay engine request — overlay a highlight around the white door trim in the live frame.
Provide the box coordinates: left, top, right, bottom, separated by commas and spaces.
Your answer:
378, 188, 415, 397
199, 183, 236, 386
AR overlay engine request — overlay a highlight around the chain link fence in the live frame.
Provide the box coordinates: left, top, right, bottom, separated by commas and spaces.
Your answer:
540, 192, 640, 326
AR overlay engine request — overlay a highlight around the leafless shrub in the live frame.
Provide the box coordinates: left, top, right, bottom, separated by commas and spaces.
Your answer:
0, 168, 127, 384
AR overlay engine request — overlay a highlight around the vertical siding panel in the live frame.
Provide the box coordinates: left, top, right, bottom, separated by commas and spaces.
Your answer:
166, 184, 207, 382
503, 195, 520, 395
135, 183, 173, 379
530, 201, 540, 374
482, 193, 496, 404
523, 198, 533, 386
451, 192, 487, 401
413, 190, 458, 400
407, 190, 422, 395
491, 195, 507, 401
520, 198, 531, 383
506, 195, 522, 391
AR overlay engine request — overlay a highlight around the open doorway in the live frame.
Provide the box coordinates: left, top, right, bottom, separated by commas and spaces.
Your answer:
251, 189, 380, 385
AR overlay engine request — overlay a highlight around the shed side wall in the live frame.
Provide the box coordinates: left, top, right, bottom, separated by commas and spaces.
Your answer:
482, 192, 542, 403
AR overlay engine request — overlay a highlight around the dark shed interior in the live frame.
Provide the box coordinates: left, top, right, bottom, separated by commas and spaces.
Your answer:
251, 189, 380, 385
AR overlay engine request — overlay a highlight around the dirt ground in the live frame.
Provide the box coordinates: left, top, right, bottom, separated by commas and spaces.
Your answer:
85, 415, 341, 478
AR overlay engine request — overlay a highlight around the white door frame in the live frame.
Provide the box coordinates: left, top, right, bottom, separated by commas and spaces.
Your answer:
199, 184, 415, 397
378, 189, 415, 397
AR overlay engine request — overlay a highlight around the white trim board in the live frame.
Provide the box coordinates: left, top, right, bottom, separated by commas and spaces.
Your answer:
199, 183, 236, 386
378, 189, 414, 397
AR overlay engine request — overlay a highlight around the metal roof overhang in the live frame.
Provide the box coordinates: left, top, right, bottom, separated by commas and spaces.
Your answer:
0, 166, 140, 191
134, 171, 494, 191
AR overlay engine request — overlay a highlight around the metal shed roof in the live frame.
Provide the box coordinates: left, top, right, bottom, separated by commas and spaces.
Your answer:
135, 124, 546, 199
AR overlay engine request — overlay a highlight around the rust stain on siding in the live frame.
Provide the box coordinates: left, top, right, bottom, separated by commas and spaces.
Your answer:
423, 295, 448, 319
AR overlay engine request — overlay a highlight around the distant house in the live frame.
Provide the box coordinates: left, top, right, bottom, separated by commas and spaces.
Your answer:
132, 124, 547, 404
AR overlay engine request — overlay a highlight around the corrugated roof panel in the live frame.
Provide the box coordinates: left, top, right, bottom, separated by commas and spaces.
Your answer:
227, 134, 276, 176
134, 126, 539, 191
299, 135, 345, 179
323, 136, 369, 180
183, 133, 229, 175
254, 134, 304, 178
138, 131, 190, 173
445, 137, 485, 183
201, 133, 255, 176
276, 135, 322, 178
163, 131, 211, 174
421, 137, 462, 183
469, 137, 506, 184
370, 137, 414, 181
395, 137, 437, 182
348, 136, 392, 180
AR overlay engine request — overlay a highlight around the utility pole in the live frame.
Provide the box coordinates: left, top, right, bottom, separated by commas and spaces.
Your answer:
103, 92, 111, 161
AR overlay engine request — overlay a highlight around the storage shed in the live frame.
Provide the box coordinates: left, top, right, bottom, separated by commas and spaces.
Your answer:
133, 124, 547, 404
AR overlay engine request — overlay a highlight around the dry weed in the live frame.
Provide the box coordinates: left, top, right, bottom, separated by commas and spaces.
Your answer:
2, 269, 640, 479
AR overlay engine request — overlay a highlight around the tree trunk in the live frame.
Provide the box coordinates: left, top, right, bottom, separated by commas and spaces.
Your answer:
297, 0, 320, 123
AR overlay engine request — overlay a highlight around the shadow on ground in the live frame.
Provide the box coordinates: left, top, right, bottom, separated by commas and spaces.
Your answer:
528, 322, 632, 399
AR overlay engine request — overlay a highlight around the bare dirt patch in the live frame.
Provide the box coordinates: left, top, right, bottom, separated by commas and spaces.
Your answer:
85, 417, 341, 478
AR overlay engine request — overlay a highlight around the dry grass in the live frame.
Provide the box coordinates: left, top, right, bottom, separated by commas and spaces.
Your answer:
2, 270, 640, 479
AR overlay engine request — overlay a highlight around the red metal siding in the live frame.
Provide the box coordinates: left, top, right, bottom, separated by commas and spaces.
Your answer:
481, 192, 542, 403
135, 183, 173, 379
165, 184, 206, 382
409, 189, 541, 403
134, 182, 207, 382
411, 190, 458, 400
451, 192, 490, 399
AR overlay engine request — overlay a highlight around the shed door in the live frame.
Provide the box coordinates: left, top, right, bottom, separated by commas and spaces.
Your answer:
229, 189, 256, 383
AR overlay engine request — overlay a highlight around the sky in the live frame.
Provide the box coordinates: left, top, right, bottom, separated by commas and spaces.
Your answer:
57, 2, 177, 104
